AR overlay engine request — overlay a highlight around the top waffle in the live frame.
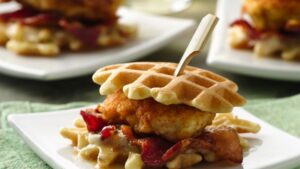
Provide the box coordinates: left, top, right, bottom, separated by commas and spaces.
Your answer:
93, 62, 246, 113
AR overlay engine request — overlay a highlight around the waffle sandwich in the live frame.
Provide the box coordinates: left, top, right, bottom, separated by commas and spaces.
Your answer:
228, 0, 300, 60
61, 62, 260, 169
0, 0, 137, 56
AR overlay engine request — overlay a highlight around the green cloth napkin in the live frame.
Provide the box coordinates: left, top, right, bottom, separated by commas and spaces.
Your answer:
0, 96, 300, 169
246, 95, 300, 137
0, 102, 95, 169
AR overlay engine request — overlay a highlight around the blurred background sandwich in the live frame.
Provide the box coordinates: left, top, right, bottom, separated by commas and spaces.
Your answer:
228, 0, 300, 60
0, 0, 137, 56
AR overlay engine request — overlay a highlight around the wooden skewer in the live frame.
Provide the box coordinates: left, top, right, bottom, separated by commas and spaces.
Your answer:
174, 14, 218, 76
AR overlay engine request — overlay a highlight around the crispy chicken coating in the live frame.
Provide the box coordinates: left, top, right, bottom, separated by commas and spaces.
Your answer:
1, 0, 123, 21
243, 0, 300, 30
99, 90, 215, 141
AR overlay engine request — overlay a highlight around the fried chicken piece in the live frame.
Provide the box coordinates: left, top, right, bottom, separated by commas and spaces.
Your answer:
99, 90, 216, 141
9, 0, 123, 21
243, 0, 300, 30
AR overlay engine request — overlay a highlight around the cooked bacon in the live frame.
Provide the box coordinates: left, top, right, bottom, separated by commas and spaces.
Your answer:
20, 13, 60, 26
59, 19, 100, 48
80, 109, 107, 133
162, 139, 192, 161
190, 126, 243, 163
230, 19, 261, 40
162, 126, 243, 164
0, 6, 60, 26
132, 137, 173, 167
129, 126, 243, 167
100, 125, 117, 140
0, 6, 37, 21
231, 19, 300, 41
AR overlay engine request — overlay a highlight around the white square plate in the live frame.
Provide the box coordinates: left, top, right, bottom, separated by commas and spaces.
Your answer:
8, 106, 300, 169
0, 3, 194, 81
207, 0, 300, 81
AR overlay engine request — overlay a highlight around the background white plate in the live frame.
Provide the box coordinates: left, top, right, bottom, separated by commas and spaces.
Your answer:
8, 106, 300, 169
0, 3, 194, 81
207, 0, 300, 81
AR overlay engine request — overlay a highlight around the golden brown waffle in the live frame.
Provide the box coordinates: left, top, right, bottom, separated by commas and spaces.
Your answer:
93, 62, 246, 113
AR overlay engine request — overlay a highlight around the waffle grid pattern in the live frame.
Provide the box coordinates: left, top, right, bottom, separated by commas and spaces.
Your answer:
93, 62, 246, 113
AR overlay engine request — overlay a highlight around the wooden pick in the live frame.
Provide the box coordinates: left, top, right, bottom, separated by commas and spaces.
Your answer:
174, 14, 218, 76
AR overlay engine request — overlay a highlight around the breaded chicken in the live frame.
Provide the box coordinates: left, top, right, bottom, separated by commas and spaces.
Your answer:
4, 0, 123, 21
99, 90, 215, 141
243, 0, 300, 30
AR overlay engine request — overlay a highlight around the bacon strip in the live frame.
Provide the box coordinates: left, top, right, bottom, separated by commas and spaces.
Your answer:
59, 20, 100, 48
0, 6, 60, 26
0, 6, 37, 21
20, 13, 60, 26
190, 126, 243, 163
230, 19, 261, 40
132, 137, 173, 167
80, 109, 107, 133
100, 125, 117, 140
230, 19, 300, 40
162, 139, 191, 161
132, 126, 243, 167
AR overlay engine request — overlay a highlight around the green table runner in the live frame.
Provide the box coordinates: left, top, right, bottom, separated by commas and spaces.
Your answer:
0, 102, 94, 169
0, 96, 299, 169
